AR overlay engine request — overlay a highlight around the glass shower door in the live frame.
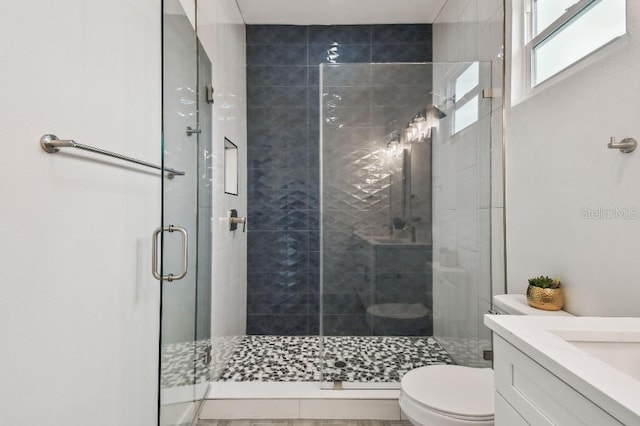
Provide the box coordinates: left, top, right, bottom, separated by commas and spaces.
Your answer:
159, 0, 212, 424
319, 62, 493, 389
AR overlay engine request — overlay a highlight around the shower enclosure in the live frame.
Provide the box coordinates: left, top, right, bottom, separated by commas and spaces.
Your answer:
158, 11, 496, 420
319, 62, 493, 387
159, 0, 213, 424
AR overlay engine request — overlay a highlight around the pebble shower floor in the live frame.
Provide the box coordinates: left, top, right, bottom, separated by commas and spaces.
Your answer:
162, 335, 454, 387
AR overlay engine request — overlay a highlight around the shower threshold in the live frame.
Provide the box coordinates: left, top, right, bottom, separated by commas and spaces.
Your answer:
201, 382, 406, 421
207, 381, 400, 399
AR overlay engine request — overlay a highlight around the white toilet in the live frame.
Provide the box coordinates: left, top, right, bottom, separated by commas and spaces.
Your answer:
399, 294, 572, 425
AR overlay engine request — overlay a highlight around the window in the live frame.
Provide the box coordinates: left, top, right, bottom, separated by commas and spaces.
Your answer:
526, 0, 626, 86
533, 0, 580, 35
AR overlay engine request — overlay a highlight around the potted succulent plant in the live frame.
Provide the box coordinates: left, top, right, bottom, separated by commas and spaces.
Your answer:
526, 275, 564, 311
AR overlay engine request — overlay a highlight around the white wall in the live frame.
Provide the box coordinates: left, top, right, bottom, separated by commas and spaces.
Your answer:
0, 1, 161, 425
197, 0, 248, 369
505, 1, 640, 316
432, 0, 504, 366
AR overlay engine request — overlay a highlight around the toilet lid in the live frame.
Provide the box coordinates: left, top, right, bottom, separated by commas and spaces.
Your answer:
401, 365, 494, 420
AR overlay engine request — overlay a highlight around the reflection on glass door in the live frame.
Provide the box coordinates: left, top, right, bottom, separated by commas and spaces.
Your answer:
319, 62, 492, 389
159, 0, 212, 424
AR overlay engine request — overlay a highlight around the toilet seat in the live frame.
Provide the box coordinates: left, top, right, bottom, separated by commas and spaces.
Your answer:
400, 365, 494, 424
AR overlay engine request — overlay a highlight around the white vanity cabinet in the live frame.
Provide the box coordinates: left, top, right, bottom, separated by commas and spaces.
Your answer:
493, 335, 622, 425
485, 314, 640, 425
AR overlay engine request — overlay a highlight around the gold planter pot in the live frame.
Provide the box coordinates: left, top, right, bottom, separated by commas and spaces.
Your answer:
526, 285, 564, 311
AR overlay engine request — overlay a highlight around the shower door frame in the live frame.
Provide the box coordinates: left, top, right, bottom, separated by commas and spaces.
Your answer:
158, 0, 212, 424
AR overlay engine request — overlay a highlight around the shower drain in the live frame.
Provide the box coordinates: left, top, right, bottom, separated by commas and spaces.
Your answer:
334, 360, 347, 368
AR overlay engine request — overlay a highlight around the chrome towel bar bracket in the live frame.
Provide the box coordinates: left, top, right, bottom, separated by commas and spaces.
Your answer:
608, 137, 637, 154
40, 134, 185, 177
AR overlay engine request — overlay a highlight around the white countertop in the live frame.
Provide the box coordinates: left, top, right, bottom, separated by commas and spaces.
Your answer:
493, 294, 574, 316
484, 314, 640, 425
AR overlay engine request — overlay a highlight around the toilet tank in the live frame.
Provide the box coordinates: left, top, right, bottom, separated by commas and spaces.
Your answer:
493, 294, 573, 316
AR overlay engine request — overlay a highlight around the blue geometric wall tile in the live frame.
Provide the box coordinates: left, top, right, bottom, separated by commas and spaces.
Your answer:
308, 184, 319, 211
247, 208, 289, 230
248, 189, 288, 212
309, 25, 372, 44
308, 211, 319, 231
247, 24, 433, 336
248, 127, 308, 149
283, 167, 309, 191
308, 121, 320, 146
308, 315, 320, 335
309, 66, 319, 86
322, 269, 366, 294
372, 24, 431, 44
248, 231, 309, 272
322, 293, 366, 315
285, 189, 309, 210
309, 231, 319, 252
247, 292, 309, 315
248, 168, 287, 190
287, 148, 308, 167
248, 86, 308, 108
371, 315, 432, 336
308, 150, 319, 170
310, 118, 320, 151
248, 147, 287, 169
247, 44, 308, 66
275, 316, 310, 335
249, 107, 308, 129
286, 210, 309, 230
247, 66, 308, 87
308, 43, 371, 65
372, 43, 432, 63
308, 294, 320, 315
309, 272, 320, 293
309, 251, 320, 272
247, 25, 308, 45
322, 315, 371, 336
248, 271, 309, 293
247, 315, 309, 335
309, 87, 320, 110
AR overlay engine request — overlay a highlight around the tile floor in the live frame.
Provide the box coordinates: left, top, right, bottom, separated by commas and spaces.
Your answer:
162, 335, 453, 388
219, 335, 453, 383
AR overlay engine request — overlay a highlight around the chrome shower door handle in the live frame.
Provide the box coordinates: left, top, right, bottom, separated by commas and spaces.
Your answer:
152, 225, 189, 282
